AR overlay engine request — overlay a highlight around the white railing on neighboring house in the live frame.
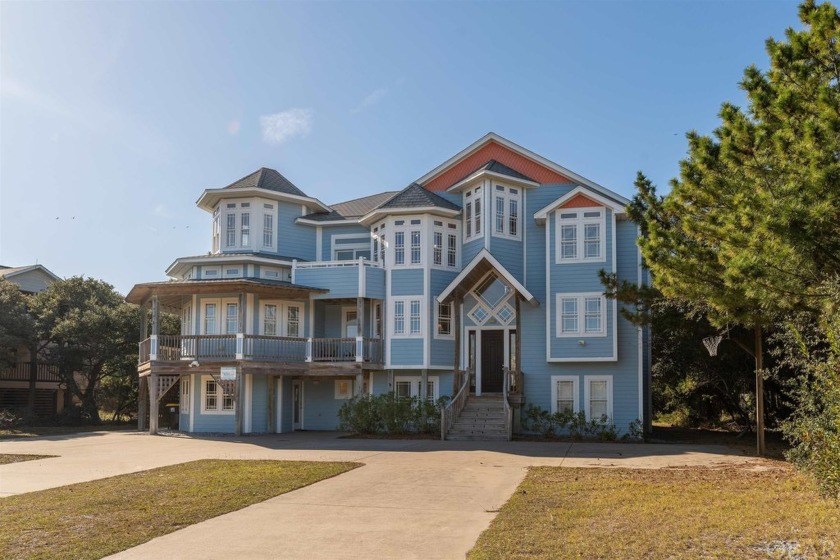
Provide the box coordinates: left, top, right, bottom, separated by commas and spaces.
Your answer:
440, 367, 472, 440
293, 259, 383, 270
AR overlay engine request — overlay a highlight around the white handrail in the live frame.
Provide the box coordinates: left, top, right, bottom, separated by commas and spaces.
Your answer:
294, 260, 383, 269
502, 366, 513, 441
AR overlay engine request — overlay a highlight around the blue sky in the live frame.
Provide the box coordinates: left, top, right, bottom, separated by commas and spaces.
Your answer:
1, 0, 800, 295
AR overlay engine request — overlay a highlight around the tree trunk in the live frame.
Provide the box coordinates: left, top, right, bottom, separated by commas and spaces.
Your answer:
27, 350, 38, 418
754, 323, 765, 456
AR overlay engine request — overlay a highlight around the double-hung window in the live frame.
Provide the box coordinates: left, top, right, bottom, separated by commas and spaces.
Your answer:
202, 376, 234, 414
263, 213, 274, 248
180, 377, 190, 413
260, 301, 301, 337
226, 213, 236, 247
551, 376, 579, 415
240, 212, 250, 246
492, 185, 521, 239
433, 230, 443, 266
395, 376, 438, 401
556, 209, 605, 263
393, 298, 422, 337
436, 302, 453, 337
432, 221, 458, 269
585, 376, 612, 420
556, 293, 606, 336
212, 207, 221, 253
394, 231, 405, 265
410, 229, 421, 264
204, 303, 218, 334
226, 303, 239, 334
447, 232, 457, 267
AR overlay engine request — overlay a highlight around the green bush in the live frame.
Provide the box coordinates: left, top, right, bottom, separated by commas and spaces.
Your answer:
338, 393, 445, 436
522, 404, 621, 441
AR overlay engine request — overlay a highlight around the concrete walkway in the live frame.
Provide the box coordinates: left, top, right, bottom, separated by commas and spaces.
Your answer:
0, 431, 761, 559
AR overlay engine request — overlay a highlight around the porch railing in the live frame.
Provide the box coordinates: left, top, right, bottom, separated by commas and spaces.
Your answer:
502, 367, 514, 441
441, 367, 472, 440
139, 335, 383, 365
0, 362, 61, 382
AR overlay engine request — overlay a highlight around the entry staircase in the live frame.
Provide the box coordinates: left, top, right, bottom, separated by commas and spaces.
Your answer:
445, 394, 509, 441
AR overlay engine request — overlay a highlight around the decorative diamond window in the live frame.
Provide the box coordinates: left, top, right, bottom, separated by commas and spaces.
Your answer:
469, 306, 489, 325
497, 304, 514, 324
476, 275, 510, 309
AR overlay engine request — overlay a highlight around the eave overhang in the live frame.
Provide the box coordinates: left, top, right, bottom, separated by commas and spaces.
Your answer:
437, 248, 538, 306
126, 278, 327, 308
446, 169, 540, 193
196, 187, 331, 214
358, 206, 460, 227
533, 186, 627, 225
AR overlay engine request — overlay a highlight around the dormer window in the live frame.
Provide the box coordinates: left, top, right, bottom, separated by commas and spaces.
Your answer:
555, 209, 605, 264
464, 186, 482, 241
492, 185, 521, 240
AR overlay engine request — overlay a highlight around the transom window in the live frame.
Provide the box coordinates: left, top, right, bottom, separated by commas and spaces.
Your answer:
556, 293, 606, 337
556, 209, 605, 263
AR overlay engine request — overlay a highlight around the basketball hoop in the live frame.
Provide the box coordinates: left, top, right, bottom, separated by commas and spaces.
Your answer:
703, 335, 723, 357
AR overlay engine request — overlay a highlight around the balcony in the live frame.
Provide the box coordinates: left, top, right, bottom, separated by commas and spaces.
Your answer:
139, 334, 383, 365
293, 259, 385, 300
0, 362, 61, 382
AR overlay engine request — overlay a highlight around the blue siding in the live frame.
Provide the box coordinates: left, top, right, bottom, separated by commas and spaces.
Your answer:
278, 201, 316, 260
250, 375, 268, 433
302, 377, 353, 430
364, 266, 386, 300
390, 269, 423, 295
429, 269, 457, 367
391, 338, 424, 366
488, 236, 523, 282
190, 373, 236, 432
321, 225, 370, 259
296, 267, 360, 299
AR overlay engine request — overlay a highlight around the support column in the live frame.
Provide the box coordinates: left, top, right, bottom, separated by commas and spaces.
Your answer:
140, 301, 148, 340
138, 376, 148, 431
421, 369, 428, 401
151, 295, 159, 336
234, 367, 244, 437
453, 293, 462, 393
515, 295, 522, 382
267, 376, 276, 433
355, 372, 364, 397
356, 297, 365, 362
149, 373, 159, 435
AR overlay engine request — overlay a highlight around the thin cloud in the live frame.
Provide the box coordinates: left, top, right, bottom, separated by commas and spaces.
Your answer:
352, 88, 387, 114
259, 108, 313, 144
227, 119, 241, 135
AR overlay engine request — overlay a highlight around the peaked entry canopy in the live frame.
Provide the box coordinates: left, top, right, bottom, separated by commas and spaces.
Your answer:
436, 248, 538, 306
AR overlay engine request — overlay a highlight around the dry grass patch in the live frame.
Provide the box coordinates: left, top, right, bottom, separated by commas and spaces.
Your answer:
470, 465, 840, 559
0, 454, 55, 465
0, 459, 360, 560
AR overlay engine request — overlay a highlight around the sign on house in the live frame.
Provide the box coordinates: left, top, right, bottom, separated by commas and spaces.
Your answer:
220, 366, 237, 381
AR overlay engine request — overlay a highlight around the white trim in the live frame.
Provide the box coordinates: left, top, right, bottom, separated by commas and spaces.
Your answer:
554, 208, 607, 264
197, 186, 330, 214
434, 301, 455, 340
393, 375, 439, 400
390, 297, 424, 338
167, 255, 293, 279
244, 374, 252, 433
424, 246, 431, 367
342, 306, 359, 338
360, 206, 459, 227
447, 169, 540, 193
545, 220, 551, 363
200, 375, 235, 415
188, 374, 195, 432
437, 248, 537, 305
331, 233, 371, 261
316, 226, 323, 261
523, 188, 528, 286
555, 293, 607, 337
490, 182, 522, 241
415, 133, 630, 206
534, 186, 626, 224
584, 375, 613, 421
180, 376, 191, 414
550, 375, 580, 415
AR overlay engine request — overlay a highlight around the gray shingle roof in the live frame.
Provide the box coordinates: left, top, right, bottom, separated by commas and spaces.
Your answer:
377, 183, 461, 211
300, 191, 399, 222
459, 159, 535, 183
223, 168, 308, 197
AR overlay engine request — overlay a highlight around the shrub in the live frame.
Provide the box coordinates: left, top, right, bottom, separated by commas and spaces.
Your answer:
338, 393, 444, 436
0, 409, 22, 430
523, 405, 618, 441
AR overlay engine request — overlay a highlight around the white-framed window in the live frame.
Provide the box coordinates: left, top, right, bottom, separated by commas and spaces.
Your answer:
584, 375, 613, 420
436, 302, 453, 338
260, 301, 302, 337
332, 234, 371, 261
410, 230, 421, 264
492, 185, 521, 239
212, 207, 221, 253
392, 297, 422, 337
240, 212, 250, 246
432, 221, 458, 269
201, 298, 240, 334
464, 186, 482, 240
550, 376, 579, 415
394, 376, 439, 402
180, 376, 191, 413
263, 213, 274, 248
555, 293, 607, 337
201, 376, 234, 414
182, 305, 193, 336
394, 231, 405, 265
556, 209, 605, 263
225, 213, 236, 247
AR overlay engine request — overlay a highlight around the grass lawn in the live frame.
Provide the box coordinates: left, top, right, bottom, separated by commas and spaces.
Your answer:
0, 454, 55, 465
470, 465, 840, 559
0, 459, 359, 560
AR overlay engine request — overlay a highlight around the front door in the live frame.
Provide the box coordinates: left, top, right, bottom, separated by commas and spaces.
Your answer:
292, 380, 303, 430
481, 330, 504, 392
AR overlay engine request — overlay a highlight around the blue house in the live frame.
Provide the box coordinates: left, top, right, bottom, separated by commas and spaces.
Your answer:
128, 133, 650, 439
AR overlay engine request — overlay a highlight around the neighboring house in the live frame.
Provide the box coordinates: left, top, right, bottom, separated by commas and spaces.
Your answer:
128, 133, 651, 438
0, 264, 68, 416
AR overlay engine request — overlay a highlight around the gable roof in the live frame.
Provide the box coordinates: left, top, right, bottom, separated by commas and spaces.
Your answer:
436, 248, 537, 306
0, 264, 60, 282
417, 132, 630, 206
298, 191, 399, 223
223, 167, 308, 197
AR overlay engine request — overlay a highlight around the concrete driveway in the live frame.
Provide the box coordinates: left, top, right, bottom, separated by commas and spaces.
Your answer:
0, 431, 761, 559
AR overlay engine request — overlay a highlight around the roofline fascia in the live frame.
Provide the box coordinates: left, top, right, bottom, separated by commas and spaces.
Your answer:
165, 254, 297, 276
358, 206, 460, 227
0, 265, 61, 282
533, 185, 627, 224
295, 218, 362, 227
446, 169, 540, 193
196, 187, 331, 213
436, 248, 538, 306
